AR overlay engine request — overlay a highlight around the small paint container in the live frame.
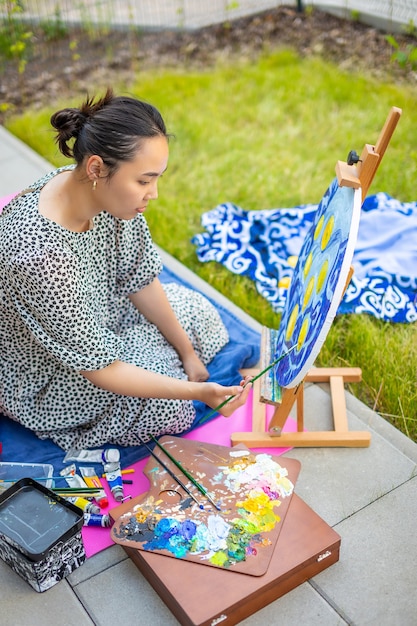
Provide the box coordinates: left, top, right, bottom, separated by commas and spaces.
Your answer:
0, 478, 86, 592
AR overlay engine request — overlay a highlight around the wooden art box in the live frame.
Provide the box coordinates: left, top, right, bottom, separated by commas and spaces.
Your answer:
118, 493, 341, 626
0, 477, 86, 592
110, 438, 341, 626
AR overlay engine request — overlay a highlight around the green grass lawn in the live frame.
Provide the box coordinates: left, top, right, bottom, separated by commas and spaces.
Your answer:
6, 49, 417, 441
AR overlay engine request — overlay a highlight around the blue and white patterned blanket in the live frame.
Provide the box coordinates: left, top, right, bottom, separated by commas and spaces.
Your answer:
192, 193, 417, 323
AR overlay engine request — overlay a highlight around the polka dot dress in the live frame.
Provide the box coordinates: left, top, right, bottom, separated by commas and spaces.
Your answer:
0, 167, 229, 451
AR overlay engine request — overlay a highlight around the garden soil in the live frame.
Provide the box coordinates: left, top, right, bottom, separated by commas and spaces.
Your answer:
0, 5, 416, 123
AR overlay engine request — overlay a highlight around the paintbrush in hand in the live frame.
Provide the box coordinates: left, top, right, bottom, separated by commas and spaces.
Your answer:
199, 344, 297, 424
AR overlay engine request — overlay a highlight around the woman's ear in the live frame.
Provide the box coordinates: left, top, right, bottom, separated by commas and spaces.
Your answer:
86, 155, 104, 182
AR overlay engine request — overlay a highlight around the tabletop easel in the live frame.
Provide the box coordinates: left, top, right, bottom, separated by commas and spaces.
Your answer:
232, 107, 402, 449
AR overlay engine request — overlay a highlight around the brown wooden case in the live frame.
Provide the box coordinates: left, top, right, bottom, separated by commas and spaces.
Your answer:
111, 491, 341, 626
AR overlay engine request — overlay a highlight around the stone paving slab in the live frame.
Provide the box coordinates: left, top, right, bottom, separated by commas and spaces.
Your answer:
68, 544, 128, 587
0, 562, 94, 626
286, 385, 417, 527
314, 477, 417, 626
0, 126, 52, 196
73, 556, 347, 626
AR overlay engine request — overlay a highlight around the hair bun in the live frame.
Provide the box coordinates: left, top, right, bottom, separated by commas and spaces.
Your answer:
50, 107, 87, 158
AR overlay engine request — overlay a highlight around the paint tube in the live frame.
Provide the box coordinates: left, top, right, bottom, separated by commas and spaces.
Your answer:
60, 463, 90, 489
65, 496, 100, 515
63, 448, 104, 463
103, 461, 124, 502
79, 467, 108, 508
63, 447, 120, 464
102, 449, 120, 464
83, 513, 111, 527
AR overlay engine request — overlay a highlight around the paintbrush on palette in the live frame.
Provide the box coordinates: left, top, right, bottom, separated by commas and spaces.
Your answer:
150, 435, 221, 511
137, 436, 205, 510
199, 344, 297, 425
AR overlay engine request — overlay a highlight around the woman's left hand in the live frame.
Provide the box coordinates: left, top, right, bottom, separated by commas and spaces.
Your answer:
182, 352, 209, 382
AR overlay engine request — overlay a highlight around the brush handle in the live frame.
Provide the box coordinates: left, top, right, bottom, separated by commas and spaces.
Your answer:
138, 437, 203, 508
150, 435, 221, 510
199, 344, 297, 424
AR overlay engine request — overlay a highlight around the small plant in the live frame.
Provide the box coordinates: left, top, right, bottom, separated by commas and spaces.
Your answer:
77, 0, 111, 42
386, 34, 417, 70
0, 100, 13, 114
0, 0, 33, 71
222, 0, 239, 29
77, 1, 95, 40
403, 19, 417, 37
9, 37, 30, 73
176, 0, 185, 29
304, 5, 314, 18
39, 8, 68, 42
126, 4, 142, 71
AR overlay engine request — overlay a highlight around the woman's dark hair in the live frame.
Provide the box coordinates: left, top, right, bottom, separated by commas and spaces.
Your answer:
50, 88, 169, 176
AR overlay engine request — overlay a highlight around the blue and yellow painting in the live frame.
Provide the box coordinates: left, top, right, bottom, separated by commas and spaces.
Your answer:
274, 177, 362, 387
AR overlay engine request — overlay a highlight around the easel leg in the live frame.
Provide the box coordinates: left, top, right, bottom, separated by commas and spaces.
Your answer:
268, 385, 303, 436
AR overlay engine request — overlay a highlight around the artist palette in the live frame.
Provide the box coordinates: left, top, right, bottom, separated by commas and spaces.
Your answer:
111, 437, 300, 576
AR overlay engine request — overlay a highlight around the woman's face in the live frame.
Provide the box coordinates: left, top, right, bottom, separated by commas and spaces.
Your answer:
97, 135, 169, 220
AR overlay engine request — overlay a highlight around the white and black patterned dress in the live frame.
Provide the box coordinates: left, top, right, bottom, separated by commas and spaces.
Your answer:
0, 167, 228, 451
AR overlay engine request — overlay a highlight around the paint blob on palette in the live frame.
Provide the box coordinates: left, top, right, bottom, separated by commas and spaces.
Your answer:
274, 177, 362, 387
111, 437, 301, 576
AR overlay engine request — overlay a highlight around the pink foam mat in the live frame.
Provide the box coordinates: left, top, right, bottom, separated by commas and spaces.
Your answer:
83, 390, 296, 558
0, 194, 16, 212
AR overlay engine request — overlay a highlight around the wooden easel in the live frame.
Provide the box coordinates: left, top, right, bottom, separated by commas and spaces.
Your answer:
232, 107, 402, 449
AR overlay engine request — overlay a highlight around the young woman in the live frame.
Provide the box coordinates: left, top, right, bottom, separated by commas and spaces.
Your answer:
0, 89, 251, 451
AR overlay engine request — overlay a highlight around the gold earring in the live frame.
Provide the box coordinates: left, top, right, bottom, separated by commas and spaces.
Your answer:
92, 179, 97, 191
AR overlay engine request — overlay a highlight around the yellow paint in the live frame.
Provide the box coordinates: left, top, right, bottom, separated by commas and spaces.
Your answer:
278, 276, 291, 289
285, 304, 299, 342
314, 215, 324, 240
236, 491, 281, 533
303, 252, 313, 279
210, 551, 229, 566
321, 215, 335, 250
135, 509, 149, 523
302, 276, 315, 311
297, 316, 309, 350
287, 255, 298, 268
316, 259, 329, 294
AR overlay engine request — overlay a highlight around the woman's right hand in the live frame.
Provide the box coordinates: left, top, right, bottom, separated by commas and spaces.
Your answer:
203, 376, 253, 417
81, 361, 253, 413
